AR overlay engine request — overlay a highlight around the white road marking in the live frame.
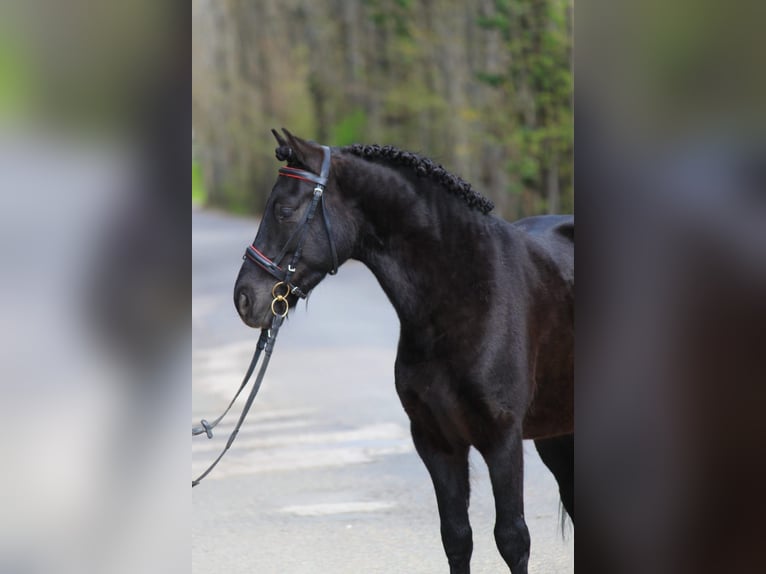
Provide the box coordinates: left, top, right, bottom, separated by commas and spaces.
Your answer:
192, 420, 414, 477
190, 407, 316, 426
280, 502, 396, 516
191, 422, 409, 453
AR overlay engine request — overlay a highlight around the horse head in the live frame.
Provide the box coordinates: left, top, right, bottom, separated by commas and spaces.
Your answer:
233, 129, 356, 328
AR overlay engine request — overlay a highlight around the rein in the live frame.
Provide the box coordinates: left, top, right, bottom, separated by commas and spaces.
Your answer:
192, 146, 336, 487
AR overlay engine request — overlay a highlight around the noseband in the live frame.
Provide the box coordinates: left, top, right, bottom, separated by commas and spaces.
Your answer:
192, 145, 339, 487
243, 145, 338, 300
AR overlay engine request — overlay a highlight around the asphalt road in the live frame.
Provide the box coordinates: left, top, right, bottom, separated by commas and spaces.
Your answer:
192, 207, 573, 573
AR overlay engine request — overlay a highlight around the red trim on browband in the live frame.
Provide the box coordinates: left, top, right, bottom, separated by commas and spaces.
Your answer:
279, 172, 313, 183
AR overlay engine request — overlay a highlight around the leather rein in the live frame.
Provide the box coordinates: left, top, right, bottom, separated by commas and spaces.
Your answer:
192, 146, 337, 487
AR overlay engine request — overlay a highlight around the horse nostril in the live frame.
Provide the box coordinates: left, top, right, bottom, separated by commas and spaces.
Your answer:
237, 290, 250, 316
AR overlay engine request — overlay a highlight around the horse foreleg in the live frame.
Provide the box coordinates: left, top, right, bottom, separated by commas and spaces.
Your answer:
411, 422, 472, 574
480, 425, 530, 574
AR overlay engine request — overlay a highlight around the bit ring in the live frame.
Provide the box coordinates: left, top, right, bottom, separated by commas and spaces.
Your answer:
271, 295, 289, 317
271, 281, 290, 299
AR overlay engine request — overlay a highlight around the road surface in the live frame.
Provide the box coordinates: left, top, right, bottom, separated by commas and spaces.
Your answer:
192, 207, 573, 573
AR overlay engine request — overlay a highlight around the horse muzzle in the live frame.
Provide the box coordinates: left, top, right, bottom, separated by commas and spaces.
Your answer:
234, 285, 271, 329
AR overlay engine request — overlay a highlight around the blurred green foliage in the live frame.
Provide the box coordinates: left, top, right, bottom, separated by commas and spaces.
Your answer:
0, 31, 31, 118
192, 160, 207, 205
330, 109, 368, 147
193, 0, 572, 218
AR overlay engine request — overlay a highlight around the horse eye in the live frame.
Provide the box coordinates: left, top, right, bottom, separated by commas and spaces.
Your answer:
276, 205, 294, 221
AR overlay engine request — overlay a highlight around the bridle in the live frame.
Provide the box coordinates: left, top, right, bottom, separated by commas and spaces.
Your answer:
192, 145, 338, 487
243, 145, 338, 301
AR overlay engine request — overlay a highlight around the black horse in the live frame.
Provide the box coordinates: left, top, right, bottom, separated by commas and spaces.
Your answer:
234, 129, 573, 574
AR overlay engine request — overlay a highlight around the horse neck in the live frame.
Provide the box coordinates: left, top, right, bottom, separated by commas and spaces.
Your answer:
338, 155, 498, 331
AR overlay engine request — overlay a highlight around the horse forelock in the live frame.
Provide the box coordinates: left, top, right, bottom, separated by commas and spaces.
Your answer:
275, 145, 293, 162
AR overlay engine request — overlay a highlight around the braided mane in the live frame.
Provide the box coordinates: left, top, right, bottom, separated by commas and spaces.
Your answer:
342, 144, 495, 215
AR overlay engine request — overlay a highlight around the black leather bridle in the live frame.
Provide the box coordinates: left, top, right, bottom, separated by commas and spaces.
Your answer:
243, 145, 338, 300
192, 145, 338, 487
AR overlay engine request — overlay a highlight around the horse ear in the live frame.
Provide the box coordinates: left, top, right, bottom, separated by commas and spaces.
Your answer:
272, 128, 293, 162
281, 128, 324, 173
271, 128, 287, 147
